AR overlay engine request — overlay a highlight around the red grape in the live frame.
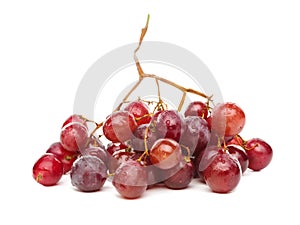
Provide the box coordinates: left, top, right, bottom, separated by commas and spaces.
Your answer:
211, 102, 246, 137
62, 114, 87, 128
150, 138, 182, 170
103, 111, 138, 143
245, 138, 273, 171
33, 153, 64, 186
184, 101, 208, 119
154, 110, 185, 142
46, 142, 79, 174
204, 150, 241, 193
164, 160, 194, 189
124, 100, 151, 126
227, 145, 249, 174
112, 161, 147, 199
60, 122, 89, 152
70, 155, 107, 192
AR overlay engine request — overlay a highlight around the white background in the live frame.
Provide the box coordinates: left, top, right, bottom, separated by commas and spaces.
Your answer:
1, 0, 299, 224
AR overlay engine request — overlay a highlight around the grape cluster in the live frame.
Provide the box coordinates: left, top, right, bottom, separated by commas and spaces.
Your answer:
32, 99, 273, 198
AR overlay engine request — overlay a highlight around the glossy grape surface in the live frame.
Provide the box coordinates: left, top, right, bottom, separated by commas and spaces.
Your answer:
150, 138, 182, 170
33, 153, 64, 186
103, 111, 138, 143
211, 102, 246, 137
245, 138, 273, 171
184, 101, 208, 119
204, 151, 241, 193
112, 161, 147, 199
60, 122, 89, 152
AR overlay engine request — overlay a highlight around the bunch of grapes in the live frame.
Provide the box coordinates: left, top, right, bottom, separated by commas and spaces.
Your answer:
32, 15, 273, 198
32, 98, 273, 198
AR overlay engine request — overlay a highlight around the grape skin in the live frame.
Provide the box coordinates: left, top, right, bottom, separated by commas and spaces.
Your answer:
180, 116, 210, 158
60, 122, 89, 152
245, 138, 273, 171
150, 138, 182, 170
155, 110, 185, 142
103, 111, 138, 143
112, 161, 147, 199
70, 156, 107, 192
211, 102, 246, 137
203, 151, 241, 193
164, 161, 194, 189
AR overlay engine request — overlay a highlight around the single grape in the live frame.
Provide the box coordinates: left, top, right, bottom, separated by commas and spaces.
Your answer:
211, 102, 246, 137
154, 110, 185, 142
46, 142, 79, 174
112, 161, 147, 199
150, 138, 182, 170
203, 150, 241, 193
124, 100, 151, 126
245, 138, 273, 171
180, 116, 210, 157
164, 160, 194, 189
60, 122, 89, 152
103, 111, 138, 143
70, 155, 107, 192
184, 101, 209, 119
227, 145, 249, 174
33, 153, 64, 186
130, 124, 157, 152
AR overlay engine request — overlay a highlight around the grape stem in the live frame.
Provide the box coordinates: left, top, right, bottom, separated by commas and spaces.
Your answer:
89, 15, 212, 142
115, 14, 212, 112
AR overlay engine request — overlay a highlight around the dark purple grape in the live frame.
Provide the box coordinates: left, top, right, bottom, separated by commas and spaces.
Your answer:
112, 161, 147, 199
180, 116, 210, 157
154, 110, 185, 142
80, 147, 108, 165
164, 160, 194, 189
130, 124, 157, 152
70, 155, 107, 192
